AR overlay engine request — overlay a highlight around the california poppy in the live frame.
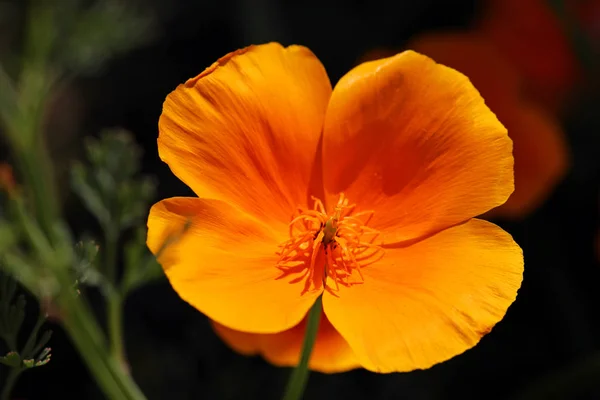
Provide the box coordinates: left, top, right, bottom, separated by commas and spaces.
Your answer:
147, 43, 523, 373
404, 32, 570, 219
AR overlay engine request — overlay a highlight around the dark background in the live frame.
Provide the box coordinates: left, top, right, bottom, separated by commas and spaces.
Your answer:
2, 0, 600, 399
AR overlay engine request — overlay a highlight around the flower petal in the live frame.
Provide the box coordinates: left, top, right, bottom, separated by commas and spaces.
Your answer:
158, 43, 332, 227
323, 51, 514, 243
212, 311, 360, 373
487, 103, 569, 218
406, 34, 569, 219
147, 197, 320, 333
323, 219, 523, 373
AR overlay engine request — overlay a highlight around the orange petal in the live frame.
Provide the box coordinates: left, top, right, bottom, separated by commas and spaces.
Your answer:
146, 197, 321, 333
407, 34, 570, 218
356, 48, 397, 64
158, 43, 332, 227
408, 32, 520, 114
486, 103, 569, 218
323, 51, 514, 243
212, 310, 360, 373
323, 218, 523, 373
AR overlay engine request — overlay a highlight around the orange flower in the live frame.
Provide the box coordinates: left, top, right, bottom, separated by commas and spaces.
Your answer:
478, 0, 582, 113
578, 0, 600, 42
403, 32, 570, 218
147, 43, 523, 373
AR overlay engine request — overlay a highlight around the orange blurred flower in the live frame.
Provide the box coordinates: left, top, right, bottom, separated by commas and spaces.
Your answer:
0, 163, 16, 194
578, 0, 600, 42
147, 43, 523, 373
478, 0, 587, 113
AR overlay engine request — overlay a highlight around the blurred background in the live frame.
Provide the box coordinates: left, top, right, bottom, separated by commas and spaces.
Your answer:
1, 0, 599, 399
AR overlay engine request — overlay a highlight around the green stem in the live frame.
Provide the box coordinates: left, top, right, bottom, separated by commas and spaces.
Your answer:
282, 296, 322, 400
104, 229, 126, 365
0, 366, 22, 400
8, 0, 59, 239
20, 308, 46, 358
11, 125, 58, 241
57, 279, 145, 400
104, 229, 118, 283
108, 292, 125, 366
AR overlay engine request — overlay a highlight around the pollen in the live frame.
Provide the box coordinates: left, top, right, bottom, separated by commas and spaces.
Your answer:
275, 193, 385, 294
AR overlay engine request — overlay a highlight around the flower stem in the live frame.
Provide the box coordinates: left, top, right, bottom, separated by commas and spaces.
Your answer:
9, 0, 58, 241
104, 228, 126, 366
11, 126, 58, 241
104, 229, 118, 283
0, 367, 23, 400
108, 292, 125, 367
20, 309, 46, 357
57, 279, 145, 400
282, 296, 322, 400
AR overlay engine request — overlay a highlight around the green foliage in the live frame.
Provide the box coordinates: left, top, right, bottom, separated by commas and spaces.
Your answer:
0, 193, 72, 299
122, 227, 163, 294
71, 129, 156, 234
0, 273, 52, 371
0, 351, 20, 368
22, 346, 51, 368
59, 0, 155, 74
0, 219, 18, 256
73, 240, 103, 287
0, 1, 158, 399
0, 66, 17, 135
70, 129, 162, 294
0, 275, 25, 350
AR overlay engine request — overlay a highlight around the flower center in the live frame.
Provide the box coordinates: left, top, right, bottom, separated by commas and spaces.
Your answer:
275, 193, 384, 294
